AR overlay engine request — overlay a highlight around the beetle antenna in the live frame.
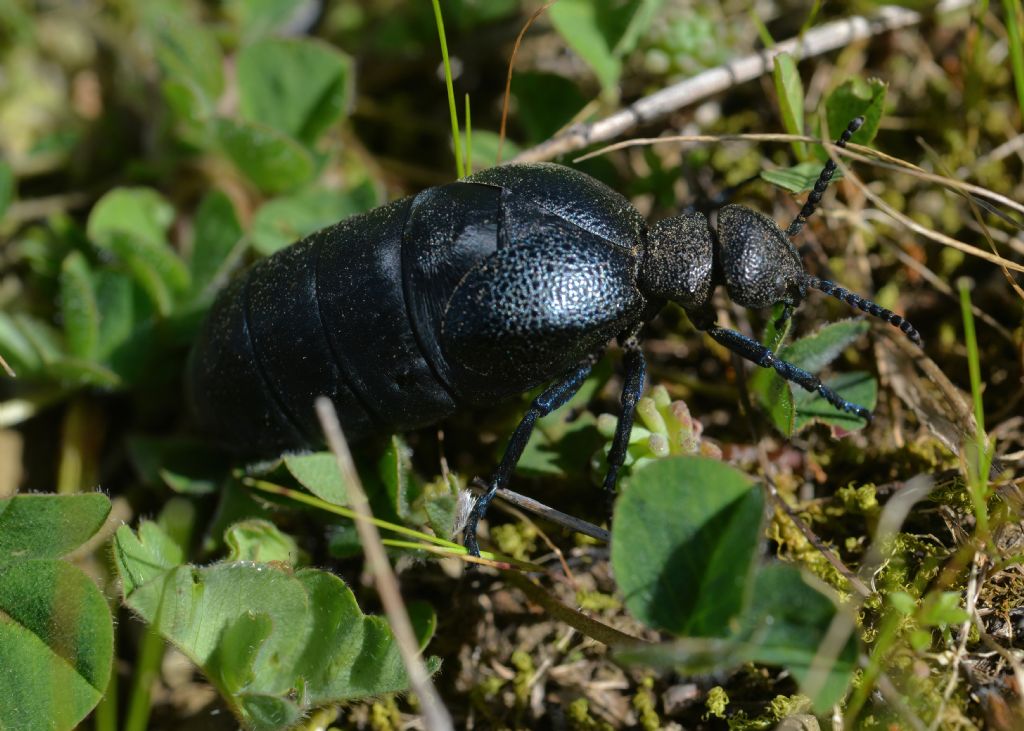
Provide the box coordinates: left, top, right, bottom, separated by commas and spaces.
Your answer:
805, 275, 922, 346
786, 116, 864, 238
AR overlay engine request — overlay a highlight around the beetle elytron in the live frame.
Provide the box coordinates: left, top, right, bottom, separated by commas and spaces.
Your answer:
187, 118, 921, 555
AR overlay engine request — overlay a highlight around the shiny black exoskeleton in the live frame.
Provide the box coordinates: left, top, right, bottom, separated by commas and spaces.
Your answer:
187, 117, 921, 555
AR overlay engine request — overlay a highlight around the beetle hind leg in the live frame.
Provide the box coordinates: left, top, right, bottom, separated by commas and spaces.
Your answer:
601, 336, 647, 501
464, 356, 598, 557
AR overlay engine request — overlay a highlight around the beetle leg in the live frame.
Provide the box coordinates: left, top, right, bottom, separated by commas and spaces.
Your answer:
601, 336, 646, 500
704, 325, 872, 421
464, 355, 598, 557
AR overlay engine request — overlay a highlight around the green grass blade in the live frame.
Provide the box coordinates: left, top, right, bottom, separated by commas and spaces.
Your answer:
1002, 0, 1024, 122
431, 0, 464, 178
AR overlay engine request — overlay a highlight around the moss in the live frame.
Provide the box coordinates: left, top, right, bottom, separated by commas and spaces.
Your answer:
575, 589, 621, 612
632, 677, 661, 731
705, 686, 729, 720
567, 698, 613, 731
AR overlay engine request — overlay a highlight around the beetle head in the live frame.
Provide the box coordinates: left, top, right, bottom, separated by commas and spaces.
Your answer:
715, 204, 807, 310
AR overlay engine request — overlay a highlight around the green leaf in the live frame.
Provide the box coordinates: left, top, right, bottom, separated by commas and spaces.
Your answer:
750, 319, 873, 435
773, 52, 807, 160
510, 72, 589, 144
379, 435, 414, 519
761, 161, 839, 194
224, 0, 316, 44
919, 591, 969, 628
617, 564, 856, 712
611, 457, 762, 636
149, 11, 223, 140
250, 183, 378, 256
0, 560, 114, 731
189, 190, 245, 301
127, 436, 230, 496
224, 519, 301, 566
824, 78, 887, 148
59, 252, 101, 360
0, 160, 14, 220
0, 493, 111, 564
86, 188, 190, 314
0, 493, 114, 730
45, 357, 122, 389
215, 117, 315, 194
792, 370, 876, 432
465, 130, 521, 172
284, 452, 348, 506
0, 313, 45, 377
114, 520, 435, 728
548, 0, 624, 94
236, 38, 354, 146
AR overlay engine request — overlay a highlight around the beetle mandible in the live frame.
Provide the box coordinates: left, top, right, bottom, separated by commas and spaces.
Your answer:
187, 117, 922, 556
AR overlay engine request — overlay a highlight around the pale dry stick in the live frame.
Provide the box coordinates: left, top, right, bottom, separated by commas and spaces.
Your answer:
315, 397, 454, 731
928, 555, 983, 731
578, 133, 1024, 223
511, 0, 974, 164
0, 354, 14, 378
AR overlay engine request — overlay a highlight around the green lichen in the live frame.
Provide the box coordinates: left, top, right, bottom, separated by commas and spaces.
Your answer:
567, 698, 613, 731
369, 696, 401, 731
492, 522, 538, 561
511, 649, 534, 709
575, 589, 621, 612
705, 685, 729, 720
632, 677, 661, 731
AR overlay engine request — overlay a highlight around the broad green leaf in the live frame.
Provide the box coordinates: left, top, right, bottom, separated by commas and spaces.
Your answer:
150, 12, 223, 102
750, 319, 872, 435
45, 357, 122, 389
511, 72, 589, 144
466, 130, 521, 172
0, 493, 111, 564
114, 521, 434, 729
189, 190, 244, 300
773, 52, 807, 160
224, 519, 301, 565
0, 312, 44, 376
0, 493, 114, 730
59, 252, 100, 360
224, 0, 316, 43
250, 183, 378, 256
780, 319, 870, 375
284, 452, 347, 506
612, 457, 762, 636
618, 564, 856, 712
0, 560, 114, 731
825, 78, 887, 148
87, 188, 189, 314
236, 38, 354, 146
549, 0, 624, 94
215, 117, 315, 194
792, 370, 876, 432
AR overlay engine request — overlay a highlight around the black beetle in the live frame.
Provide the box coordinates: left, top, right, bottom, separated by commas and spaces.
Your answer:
187, 117, 921, 555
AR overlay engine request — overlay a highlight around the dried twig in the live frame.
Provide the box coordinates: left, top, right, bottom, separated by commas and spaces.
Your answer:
316, 398, 454, 731
512, 0, 973, 163
472, 477, 610, 543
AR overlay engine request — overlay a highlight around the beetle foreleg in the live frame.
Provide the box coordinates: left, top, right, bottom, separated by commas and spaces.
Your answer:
464, 356, 598, 557
704, 325, 871, 421
602, 337, 647, 499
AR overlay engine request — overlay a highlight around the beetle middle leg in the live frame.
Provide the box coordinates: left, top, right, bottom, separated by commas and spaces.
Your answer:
601, 336, 647, 499
704, 325, 871, 420
464, 355, 599, 557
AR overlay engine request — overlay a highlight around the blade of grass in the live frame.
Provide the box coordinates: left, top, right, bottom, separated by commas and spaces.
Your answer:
464, 93, 473, 174
1002, 0, 1024, 122
431, 0, 464, 178
958, 279, 992, 539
